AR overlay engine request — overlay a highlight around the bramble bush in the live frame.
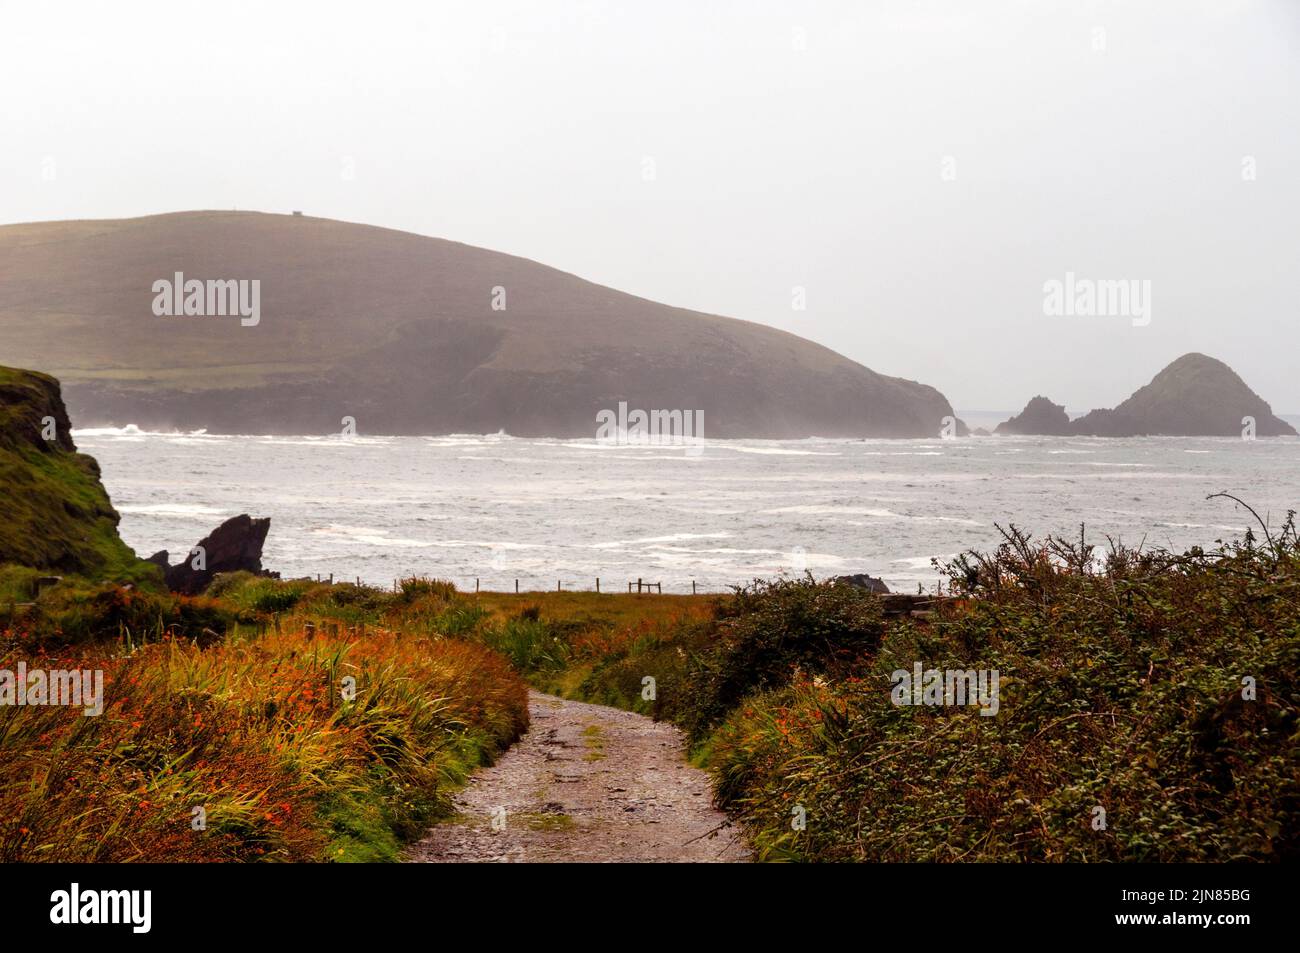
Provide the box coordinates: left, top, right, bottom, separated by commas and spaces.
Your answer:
533, 516, 1299, 862
701, 521, 1300, 860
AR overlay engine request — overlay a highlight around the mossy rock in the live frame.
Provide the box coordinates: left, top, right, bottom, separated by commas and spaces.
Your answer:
0, 365, 153, 581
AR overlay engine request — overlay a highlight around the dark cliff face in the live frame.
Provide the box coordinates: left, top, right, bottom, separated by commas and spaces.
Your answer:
0, 367, 76, 454
994, 396, 1072, 436
1, 211, 958, 438
995, 354, 1296, 438
0, 366, 141, 575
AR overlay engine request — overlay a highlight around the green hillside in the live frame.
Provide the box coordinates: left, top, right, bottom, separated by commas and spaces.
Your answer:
0, 211, 958, 437
0, 365, 145, 580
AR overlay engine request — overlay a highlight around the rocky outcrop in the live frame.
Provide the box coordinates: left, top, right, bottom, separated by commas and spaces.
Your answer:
0, 365, 141, 576
833, 574, 891, 594
0, 368, 76, 455
994, 396, 1072, 436
1071, 354, 1295, 437
995, 354, 1297, 437
161, 515, 273, 594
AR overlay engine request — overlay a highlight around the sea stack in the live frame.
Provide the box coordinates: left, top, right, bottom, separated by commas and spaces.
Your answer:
995, 396, 1073, 436
995, 354, 1296, 437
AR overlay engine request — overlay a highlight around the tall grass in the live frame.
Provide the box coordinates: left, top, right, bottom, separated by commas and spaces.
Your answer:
1, 616, 527, 862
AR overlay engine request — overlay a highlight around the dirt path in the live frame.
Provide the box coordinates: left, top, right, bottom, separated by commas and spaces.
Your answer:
408, 691, 749, 863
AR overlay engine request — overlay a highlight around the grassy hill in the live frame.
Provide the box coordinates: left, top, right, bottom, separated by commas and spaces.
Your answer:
0, 211, 957, 437
0, 365, 145, 579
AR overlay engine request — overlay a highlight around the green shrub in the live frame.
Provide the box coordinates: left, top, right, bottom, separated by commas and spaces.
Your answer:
435, 601, 489, 637
477, 616, 570, 672
700, 524, 1300, 861
8, 579, 252, 645
207, 573, 316, 616
397, 577, 457, 603
677, 577, 884, 741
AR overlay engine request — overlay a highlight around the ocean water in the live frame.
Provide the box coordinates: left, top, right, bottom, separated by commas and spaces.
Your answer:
75, 428, 1300, 594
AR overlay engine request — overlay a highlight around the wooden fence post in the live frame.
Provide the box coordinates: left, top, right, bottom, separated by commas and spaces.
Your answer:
596, 577, 600, 593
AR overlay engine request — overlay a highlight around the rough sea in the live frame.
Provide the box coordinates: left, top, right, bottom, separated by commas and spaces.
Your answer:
76, 427, 1300, 594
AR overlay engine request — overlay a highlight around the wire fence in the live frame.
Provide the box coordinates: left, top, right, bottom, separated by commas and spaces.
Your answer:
305, 572, 730, 595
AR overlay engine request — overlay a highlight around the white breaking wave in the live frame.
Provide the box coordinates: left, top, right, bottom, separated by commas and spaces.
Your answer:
728, 445, 840, 456
591, 532, 732, 549
117, 503, 226, 516
75, 424, 208, 438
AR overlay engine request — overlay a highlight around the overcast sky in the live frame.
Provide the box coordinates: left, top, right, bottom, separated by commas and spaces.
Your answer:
3, 0, 1297, 412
